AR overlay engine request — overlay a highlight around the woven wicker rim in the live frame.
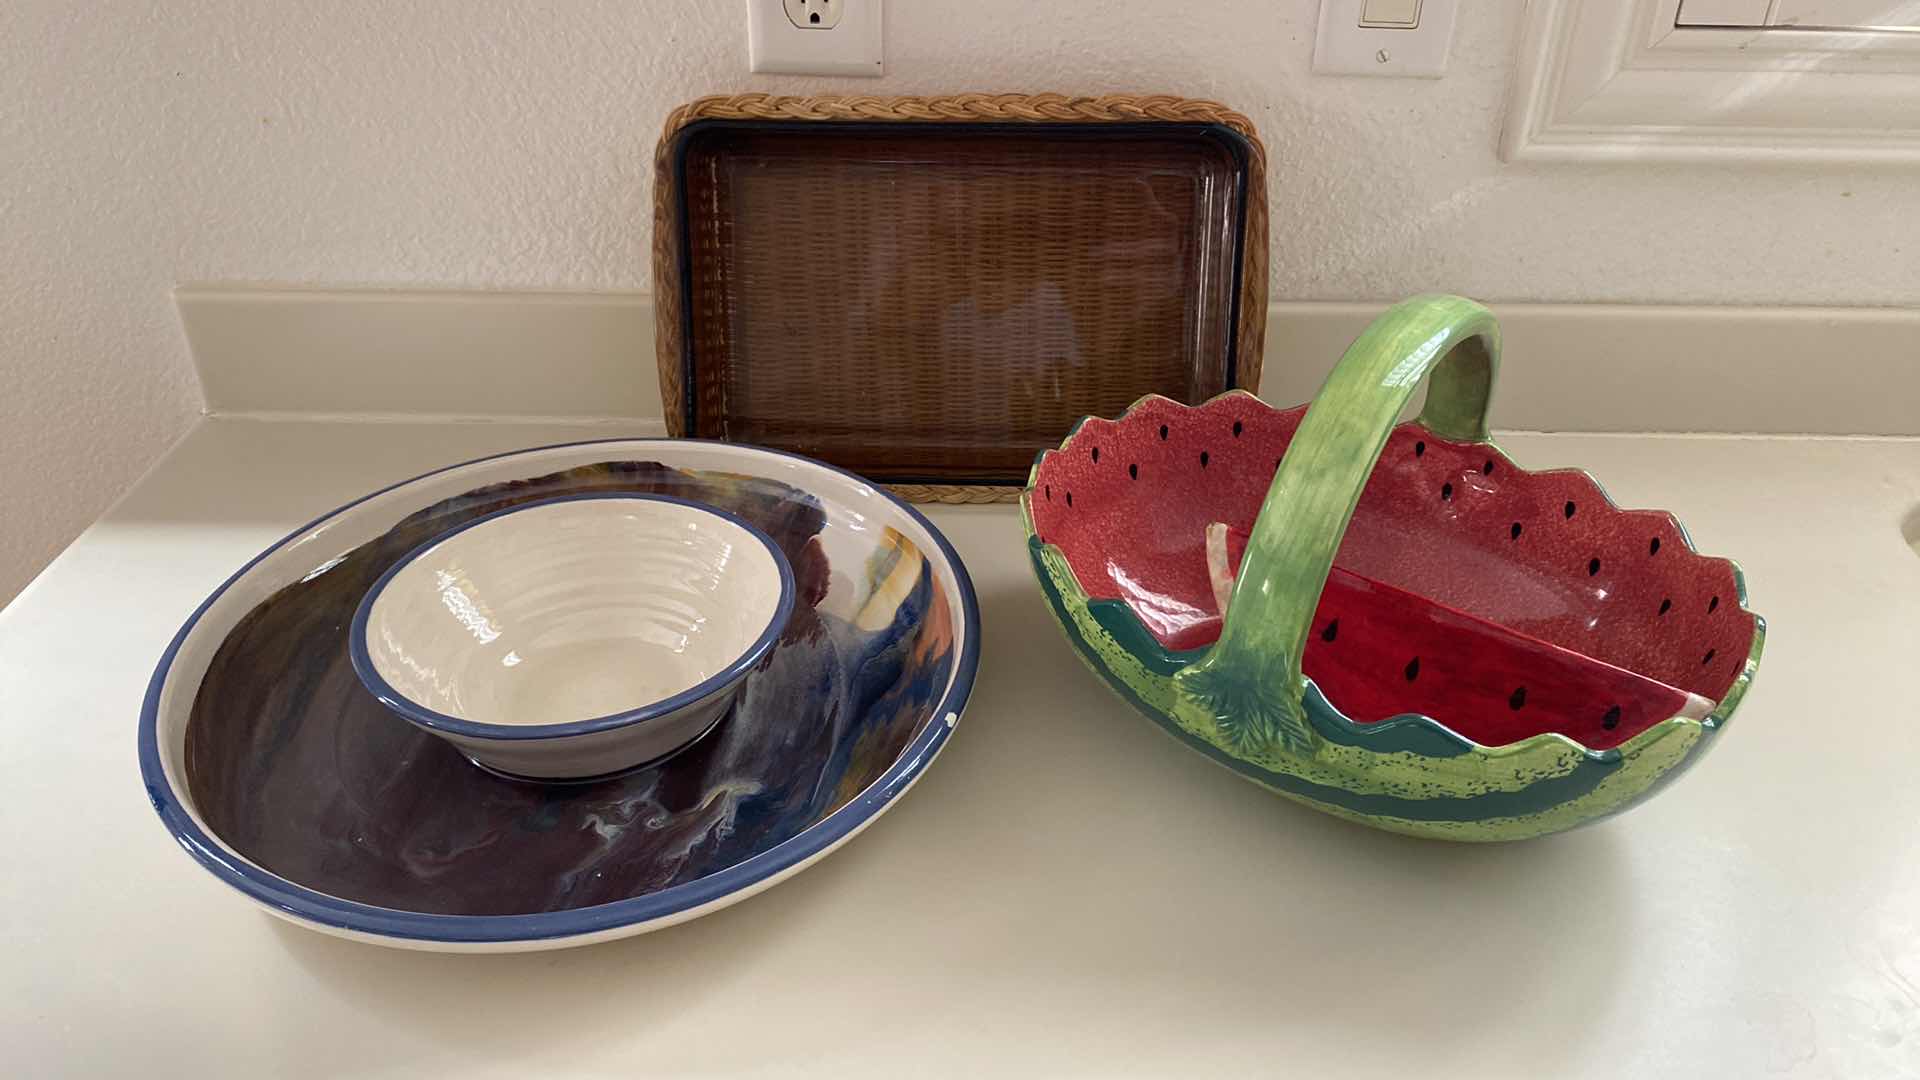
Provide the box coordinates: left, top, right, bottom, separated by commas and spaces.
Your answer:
652, 92, 1271, 504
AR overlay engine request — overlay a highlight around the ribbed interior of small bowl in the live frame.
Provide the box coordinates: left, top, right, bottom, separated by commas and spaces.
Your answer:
365, 498, 784, 727
1029, 393, 1758, 746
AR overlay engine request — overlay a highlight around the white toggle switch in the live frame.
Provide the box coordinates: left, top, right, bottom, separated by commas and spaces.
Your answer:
1359, 0, 1422, 28
1314, 0, 1457, 77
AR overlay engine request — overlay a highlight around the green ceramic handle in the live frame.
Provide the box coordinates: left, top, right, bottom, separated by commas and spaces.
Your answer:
1174, 295, 1501, 752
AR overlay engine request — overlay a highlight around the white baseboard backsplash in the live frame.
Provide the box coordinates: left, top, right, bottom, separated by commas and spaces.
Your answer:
177, 286, 663, 424
177, 285, 1920, 436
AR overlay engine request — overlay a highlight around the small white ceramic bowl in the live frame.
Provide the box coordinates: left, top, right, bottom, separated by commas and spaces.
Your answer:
349, 493, 795, 780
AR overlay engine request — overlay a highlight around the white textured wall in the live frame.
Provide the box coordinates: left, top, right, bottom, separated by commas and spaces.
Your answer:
3, 1, 1914, 601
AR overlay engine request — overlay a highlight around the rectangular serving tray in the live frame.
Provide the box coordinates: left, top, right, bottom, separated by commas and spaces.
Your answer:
652, 93, 1269, 501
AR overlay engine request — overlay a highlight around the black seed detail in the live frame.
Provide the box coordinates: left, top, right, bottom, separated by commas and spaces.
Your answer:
1510, 522, 1523, 540
1159, 424, 1169, 440
1440, 482, 1453, 501
1588, 557, 1601, 576
1649, 537, 1661, 555
1065, 491, 1073, 507
1045, 485, 1051, 501
1709, 595, 1720, 613
1659, 597, 1672, 615
1232, 420, 1243, 437
1091, 446, 1099, 463
1415, 440, 1426, 458
1483, 459, 1495, 475
1601, 705, 1622, 730
1321, 619, 1339, 643
1199, 450, 1209, 467
1128, 463, 1138, 480
1404, 657, 1420, 682
1564, 500, 1577, 518
1509, 686, 1527, 710
1702, 648, 1716, 665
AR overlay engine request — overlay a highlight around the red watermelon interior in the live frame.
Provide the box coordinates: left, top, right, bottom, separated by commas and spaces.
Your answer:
1029, 393, 1759, 750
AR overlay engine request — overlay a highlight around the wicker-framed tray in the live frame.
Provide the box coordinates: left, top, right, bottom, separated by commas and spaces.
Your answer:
652, 93, 1269, 502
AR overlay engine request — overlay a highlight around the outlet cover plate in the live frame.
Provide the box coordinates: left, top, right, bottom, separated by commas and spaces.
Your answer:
748, 0, 883, 77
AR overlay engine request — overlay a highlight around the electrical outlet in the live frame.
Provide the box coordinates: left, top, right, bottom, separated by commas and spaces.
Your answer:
748, 0, 882, 77
784, 0, 842, 30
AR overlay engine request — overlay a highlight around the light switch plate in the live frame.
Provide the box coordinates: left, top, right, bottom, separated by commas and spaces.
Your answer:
1314, 0, 1458, 77
747, 0, 883, 77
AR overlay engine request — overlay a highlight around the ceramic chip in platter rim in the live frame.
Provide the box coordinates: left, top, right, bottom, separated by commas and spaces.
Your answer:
350, 492, 798, 741
136, 439, 981, 952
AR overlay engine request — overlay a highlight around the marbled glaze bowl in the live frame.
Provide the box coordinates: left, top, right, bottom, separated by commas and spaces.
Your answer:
138, 440, 978, 952
350, 493, 795, 781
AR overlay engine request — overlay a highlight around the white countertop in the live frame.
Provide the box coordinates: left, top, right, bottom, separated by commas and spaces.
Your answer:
6, 416, 1920, 1078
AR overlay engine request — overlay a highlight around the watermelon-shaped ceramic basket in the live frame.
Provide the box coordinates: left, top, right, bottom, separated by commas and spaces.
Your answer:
1023, 295, 1764, 841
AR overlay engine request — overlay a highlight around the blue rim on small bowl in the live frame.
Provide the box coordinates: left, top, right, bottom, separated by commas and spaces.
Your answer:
347, 492, 798, 744
136, 438, 982, 947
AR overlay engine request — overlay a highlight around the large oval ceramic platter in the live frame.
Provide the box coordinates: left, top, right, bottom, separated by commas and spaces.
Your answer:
139, 439, 980, 952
